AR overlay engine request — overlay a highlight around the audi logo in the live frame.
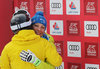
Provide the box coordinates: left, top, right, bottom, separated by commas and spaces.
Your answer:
86, 24, 97, 30
51, 3, 61, 8
87, 67, 97, 69
69, 45, 79, 51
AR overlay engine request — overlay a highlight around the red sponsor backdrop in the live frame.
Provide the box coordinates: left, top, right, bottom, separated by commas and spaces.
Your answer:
1, 0, 100, 69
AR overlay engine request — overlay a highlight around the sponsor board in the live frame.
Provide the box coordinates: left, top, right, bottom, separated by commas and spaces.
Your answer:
50, 0, 63, 15
84, 0, 98, 15
67, 20, 80, 36
85, 42, 98, 58
34, 0, 45, 13
68, 62, 81, 69
50, 20, 63, 35
67, 41, 81, 57
84, 21, 98, 37
85, 64, 99, 69
15, 0, 30, 12
66, 0, 80, 15
55, 41, 63, 56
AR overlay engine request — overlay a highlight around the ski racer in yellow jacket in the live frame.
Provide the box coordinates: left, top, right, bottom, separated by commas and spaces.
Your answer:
0, 10, 62, 69
1, 30, 62, 69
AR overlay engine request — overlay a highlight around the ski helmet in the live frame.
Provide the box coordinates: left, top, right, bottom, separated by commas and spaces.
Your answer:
10, 10, 32, 34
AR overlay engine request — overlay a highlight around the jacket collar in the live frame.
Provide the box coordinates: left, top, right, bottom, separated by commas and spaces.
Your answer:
12, 30, 40, 41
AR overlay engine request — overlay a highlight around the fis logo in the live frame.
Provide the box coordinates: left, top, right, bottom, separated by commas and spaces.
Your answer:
69, 2, 76, 9
53, 22, 59, 30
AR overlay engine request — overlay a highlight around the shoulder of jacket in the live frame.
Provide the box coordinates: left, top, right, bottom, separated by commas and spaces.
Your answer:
3, 41, 14, 50
46, 33, 54, 43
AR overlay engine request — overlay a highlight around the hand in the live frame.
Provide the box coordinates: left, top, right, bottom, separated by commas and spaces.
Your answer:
20, 50, 41, 66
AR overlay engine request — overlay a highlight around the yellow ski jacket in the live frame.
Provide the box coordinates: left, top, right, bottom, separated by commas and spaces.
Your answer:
1, 30, 62, 69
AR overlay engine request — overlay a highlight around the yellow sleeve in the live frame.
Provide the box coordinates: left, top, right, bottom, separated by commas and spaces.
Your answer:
45, 41, 62, 67
36, 61, 55, 69
36, 34, 56, 69
1, 46, 10, 69
46, 33, 56, 49
46, 33, 54, 43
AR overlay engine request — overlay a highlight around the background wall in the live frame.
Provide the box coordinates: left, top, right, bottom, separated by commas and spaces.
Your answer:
1, 0, 100, 69
0, 0, 13, 54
